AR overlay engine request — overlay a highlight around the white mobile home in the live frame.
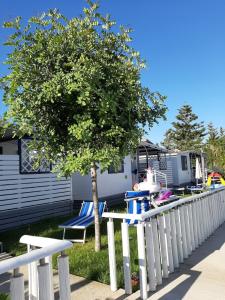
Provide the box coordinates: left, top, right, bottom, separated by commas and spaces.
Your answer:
0, 134, 72, 231
167, 151, 206, 186
72, 140, 174, 205
72, 155, 133, 206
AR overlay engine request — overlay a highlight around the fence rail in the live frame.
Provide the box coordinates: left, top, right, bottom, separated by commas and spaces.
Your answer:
0, 235, 72, 300
103, 187, 225, 299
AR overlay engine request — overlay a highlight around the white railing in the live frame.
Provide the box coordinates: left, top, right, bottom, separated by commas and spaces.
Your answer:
0, 235, 72, 300
153, 169, 168, 189
103, 187, 225, 300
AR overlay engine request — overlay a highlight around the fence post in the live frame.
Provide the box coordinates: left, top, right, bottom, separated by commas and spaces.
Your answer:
58, 251, 71, 300
45, 255, 54, 300
205, 198, 210, 238
196, 200, 202, 245
27, 245, 38, 300
180, 206, 188, 259
107, 218, 117, 292
38, 258, 53, 300
192, 201, 198, 248
188, 204, 195, 250
158, 215, 168, 278
10, 268, 24, 300
184, 205, 192, 255
137, 222, 148, 300
211, 194, 216, 232
199, 199, 205, 243
202, 199, 207, 239
151, 217, 162, 285
165, 213, 174, 273
174, 208, 183, 263
170, 210, 179, 268
209, 197, 213, 235
121, 220, 132, 295
145, 221, 156, 291
197, 200, 203, 244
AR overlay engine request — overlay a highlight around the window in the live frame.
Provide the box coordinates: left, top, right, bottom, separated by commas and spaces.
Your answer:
181, 155, 188, 171
0, 147, 2, 155
108, 160, 124, 174
19, 138, 51, 174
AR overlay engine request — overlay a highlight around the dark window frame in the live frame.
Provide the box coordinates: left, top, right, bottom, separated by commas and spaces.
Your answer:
181, 155, 188, 171
108, 160, 124, 174
0, 146, 3, 155
19, 138, 52, 175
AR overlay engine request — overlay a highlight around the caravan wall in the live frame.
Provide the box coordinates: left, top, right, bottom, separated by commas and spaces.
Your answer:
0, 155, 72, 231
72, 155, 133, 206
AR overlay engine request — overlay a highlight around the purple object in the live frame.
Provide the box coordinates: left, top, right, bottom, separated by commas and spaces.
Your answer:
157, 190, 172, 201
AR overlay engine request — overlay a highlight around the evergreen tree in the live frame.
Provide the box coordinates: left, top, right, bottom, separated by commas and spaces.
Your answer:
204, 123, 225, 173
161, 128, 176, 150
205, 123, 219, 169
162, 105, 206, 151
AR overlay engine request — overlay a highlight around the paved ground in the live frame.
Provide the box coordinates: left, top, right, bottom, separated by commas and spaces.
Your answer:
1, 222, 225, 300
126, 222, 225, 300
0, 266, 125, 300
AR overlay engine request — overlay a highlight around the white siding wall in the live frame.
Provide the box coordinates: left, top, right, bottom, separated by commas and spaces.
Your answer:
169, 156, 179, 186
168, 154, 192, 186
72, 155, 133, 200
0, 155, 71, 211
72, 173, 92, 200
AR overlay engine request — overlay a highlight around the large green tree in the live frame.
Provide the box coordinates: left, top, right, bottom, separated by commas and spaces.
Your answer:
0, 117, 7, 137
1, 2, 166, 251
162, 104, 206, 151
204, 123, 225, 174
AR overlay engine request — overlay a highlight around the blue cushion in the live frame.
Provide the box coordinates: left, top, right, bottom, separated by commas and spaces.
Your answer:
125, 190, 150, 198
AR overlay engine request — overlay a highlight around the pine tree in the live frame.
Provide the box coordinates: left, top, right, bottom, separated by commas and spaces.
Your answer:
162, 105, 206, 151
205, 123, 219, 169
204, 123, 225, 173
161, 129, 176, 150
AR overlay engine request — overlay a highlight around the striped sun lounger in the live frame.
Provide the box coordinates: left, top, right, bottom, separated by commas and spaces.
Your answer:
59, 201, 106, 243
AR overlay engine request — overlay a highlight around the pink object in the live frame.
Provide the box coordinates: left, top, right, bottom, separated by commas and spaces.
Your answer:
157, 190, 172, 201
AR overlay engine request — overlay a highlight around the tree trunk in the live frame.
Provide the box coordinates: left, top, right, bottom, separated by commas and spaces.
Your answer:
91, 164, 101, 252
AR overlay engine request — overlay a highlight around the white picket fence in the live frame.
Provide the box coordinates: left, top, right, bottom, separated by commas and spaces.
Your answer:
103, 188, 225, 299
0, 235, 72, 300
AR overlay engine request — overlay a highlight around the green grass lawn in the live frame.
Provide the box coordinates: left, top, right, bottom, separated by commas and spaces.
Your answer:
0, 208, 139, 289
0, 195, 193, 290
0, 294, 9, 300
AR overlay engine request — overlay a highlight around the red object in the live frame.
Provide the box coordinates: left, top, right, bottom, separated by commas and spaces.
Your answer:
208, 172, 222, 178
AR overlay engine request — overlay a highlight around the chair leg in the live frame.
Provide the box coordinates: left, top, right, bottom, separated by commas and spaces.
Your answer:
63, 228, 66, 240
83, 229, 86, 244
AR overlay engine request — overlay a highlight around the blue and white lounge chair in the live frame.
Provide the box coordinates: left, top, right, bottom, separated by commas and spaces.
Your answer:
125, 191, 150, 225
59, 201, 106, 243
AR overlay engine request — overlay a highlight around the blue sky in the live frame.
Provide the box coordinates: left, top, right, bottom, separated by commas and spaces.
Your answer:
0, 0, 225, 143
